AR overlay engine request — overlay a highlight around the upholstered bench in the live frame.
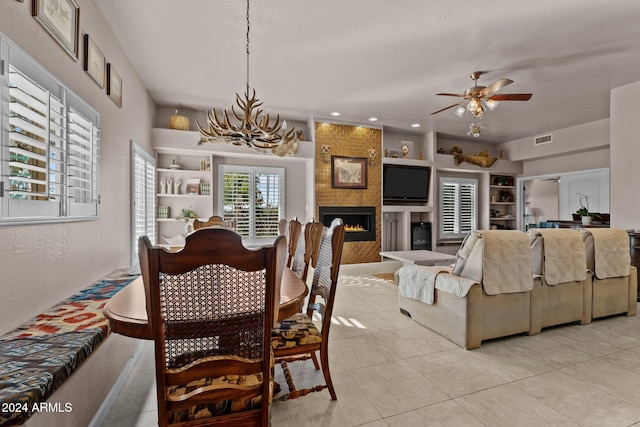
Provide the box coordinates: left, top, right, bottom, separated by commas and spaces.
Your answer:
0, 270, 138, 426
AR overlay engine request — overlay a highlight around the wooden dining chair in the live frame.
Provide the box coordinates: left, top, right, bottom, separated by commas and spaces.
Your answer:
289, 219, 323, 283
271, 220, 345, 401
138, 227, 286, 426
193, 215, 236, 230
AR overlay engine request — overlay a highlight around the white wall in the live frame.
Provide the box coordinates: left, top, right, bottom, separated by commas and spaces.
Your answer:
525, 180, 559, 222
0, 3, 155, 331
611, 80, 640, 230
499, 118, 610, 162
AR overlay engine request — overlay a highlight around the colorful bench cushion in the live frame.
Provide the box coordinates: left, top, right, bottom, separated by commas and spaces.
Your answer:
0, 270, 138, 426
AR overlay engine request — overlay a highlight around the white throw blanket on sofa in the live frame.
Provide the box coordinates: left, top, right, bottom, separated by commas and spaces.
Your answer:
396, 265, 479, 305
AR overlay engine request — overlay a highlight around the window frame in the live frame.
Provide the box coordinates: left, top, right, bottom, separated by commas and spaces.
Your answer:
0, 33, 100, 226
439, 176, 478, 240
218, 164, 285, 246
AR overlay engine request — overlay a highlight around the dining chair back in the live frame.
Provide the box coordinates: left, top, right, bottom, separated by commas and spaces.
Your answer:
271, 219, 345, 400
193, 215, 236, 230
138, 227, 286, 426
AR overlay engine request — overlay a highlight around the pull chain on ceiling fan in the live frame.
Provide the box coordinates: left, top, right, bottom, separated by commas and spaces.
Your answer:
431, 71, 532, 118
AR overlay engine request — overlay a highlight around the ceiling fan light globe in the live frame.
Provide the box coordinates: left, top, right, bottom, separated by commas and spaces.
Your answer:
467, 98, 479, 111
485, 99, 499, 111
455, 106, 466, 117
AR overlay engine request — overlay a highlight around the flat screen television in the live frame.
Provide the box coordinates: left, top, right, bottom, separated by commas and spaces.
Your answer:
383, 164, 431, 203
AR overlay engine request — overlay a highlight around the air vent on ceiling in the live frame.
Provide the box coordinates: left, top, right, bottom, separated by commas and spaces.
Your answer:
534, 134, 552, 145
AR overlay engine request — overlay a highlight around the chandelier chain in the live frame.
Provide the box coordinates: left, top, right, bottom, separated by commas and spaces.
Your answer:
246, 0, 250, 96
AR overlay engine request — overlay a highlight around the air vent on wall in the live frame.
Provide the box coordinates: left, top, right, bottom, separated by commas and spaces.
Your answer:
534, 134, 552, 145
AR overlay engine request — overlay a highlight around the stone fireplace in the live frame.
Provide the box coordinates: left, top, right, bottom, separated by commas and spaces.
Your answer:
319, 206, 376, 242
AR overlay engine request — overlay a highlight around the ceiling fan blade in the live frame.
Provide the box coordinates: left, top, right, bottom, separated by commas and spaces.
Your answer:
480, 78, 513, 96
431, 102, 464, 115
436, 92, 468, 98
489, 93, 532, 101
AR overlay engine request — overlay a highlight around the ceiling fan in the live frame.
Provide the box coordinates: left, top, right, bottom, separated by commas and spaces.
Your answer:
431, 71, 532, 117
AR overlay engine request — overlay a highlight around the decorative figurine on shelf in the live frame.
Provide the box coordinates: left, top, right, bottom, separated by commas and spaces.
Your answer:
384, 148, 389, 157
499, 150, 504, 160
174, 180, 181, 195
419, 151, 423, 160
296, 130, 305, 141
367, 148, 377, 166
401, 143, 409, 159
167, 179, 173, 194
160, 178, 167, 194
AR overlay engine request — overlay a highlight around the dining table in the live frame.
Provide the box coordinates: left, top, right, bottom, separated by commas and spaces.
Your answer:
103, 267, 308, 340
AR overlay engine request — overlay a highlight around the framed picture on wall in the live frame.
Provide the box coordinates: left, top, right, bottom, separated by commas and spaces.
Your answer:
83, 34, 105, 88
32, 0, 80, 60
107, 63, 122, 107
331, 156, 368, 189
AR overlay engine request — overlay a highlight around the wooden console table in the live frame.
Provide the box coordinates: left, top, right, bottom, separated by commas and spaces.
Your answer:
379, 249, 456, 266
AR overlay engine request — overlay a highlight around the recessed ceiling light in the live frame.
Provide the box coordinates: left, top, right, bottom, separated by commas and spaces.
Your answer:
368, 117, 378, 122
330, 112, 341, 117
411, 123, 421, 128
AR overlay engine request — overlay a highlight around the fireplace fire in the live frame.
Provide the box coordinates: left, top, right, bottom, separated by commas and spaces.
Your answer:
319, 206, 376, 242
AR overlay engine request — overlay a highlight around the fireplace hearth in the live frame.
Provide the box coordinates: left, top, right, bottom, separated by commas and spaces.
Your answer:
319, 206, 376, 242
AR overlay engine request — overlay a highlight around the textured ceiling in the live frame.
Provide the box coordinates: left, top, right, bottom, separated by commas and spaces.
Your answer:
96, 0, 640, 143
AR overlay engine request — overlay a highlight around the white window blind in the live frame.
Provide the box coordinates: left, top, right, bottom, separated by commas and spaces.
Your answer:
219, 165, 284, 246
131, 143, 156, 266
439, 177, 478, 239
1, 34, 100, 224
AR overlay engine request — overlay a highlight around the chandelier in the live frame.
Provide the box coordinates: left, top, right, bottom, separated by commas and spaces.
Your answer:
197, 0, 298, 156
467, 122, 484, 138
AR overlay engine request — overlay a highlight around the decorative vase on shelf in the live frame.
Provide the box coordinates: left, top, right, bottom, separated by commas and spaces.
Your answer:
582, 216, 592, 225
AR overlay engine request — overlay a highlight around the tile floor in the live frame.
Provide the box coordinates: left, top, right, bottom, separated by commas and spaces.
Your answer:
100, 262, 640, 426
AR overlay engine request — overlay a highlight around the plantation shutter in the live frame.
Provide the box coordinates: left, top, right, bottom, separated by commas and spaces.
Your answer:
67, 107, 100, 216
131, 144, 156, 265
439, 177, 477, 239
219, 165, 284, 246
7, 65, 65, 217
222, 170, 252, 239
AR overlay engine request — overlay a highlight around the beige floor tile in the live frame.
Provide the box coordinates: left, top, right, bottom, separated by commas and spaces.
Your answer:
601, 346, 640, 375
329, 334, 403, 371
103, 368, 157, 420
384, 400, 484, 427
100, 409, 157, 427
407, 342, 551, 398
560, 358, 640, 406
543, 323, 634, 357
274, 373, 382, 427
349, 359, 449, 418
456, 382, 579, 426
513, 370, 640, 427
374, 324, 458, 358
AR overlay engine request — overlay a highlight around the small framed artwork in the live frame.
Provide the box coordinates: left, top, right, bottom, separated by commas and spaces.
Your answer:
107, 63, 122, 107
331, 156, 368, 189
83, 34, 105, 88
32, 0, 80, 60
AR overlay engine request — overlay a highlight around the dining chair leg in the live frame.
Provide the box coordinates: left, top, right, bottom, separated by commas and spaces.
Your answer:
310, 350, 320, 370
320, 346, 337, 400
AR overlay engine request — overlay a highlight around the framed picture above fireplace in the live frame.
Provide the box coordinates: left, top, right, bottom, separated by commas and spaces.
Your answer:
331, 156, 367, 189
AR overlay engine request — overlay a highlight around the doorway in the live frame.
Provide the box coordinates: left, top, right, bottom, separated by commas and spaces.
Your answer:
518, 168, 610, 230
